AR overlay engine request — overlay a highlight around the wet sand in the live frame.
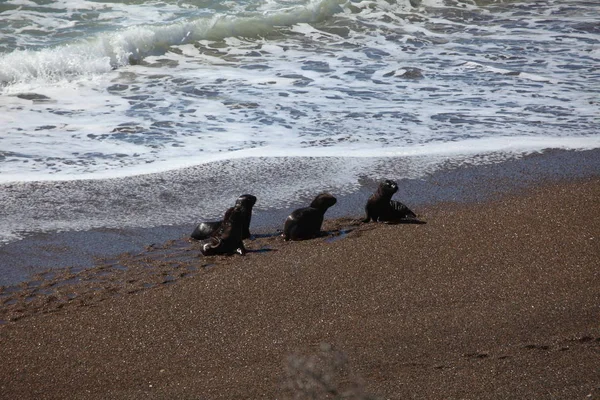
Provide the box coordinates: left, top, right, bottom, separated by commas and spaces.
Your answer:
1, 170, 599, 398
2, 148, 600, 287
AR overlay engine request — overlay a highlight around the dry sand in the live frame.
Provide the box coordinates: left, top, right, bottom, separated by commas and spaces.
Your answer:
1, 177, 599, 399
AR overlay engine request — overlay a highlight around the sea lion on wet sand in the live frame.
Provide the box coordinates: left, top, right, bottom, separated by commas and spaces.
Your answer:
283, 193, 337, 241
363, 179, 418, 223
201, 204, 247, 256
191, 194, 257, 240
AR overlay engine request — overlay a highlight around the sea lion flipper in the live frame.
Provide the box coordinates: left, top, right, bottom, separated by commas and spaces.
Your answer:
363, 206, 377, 222
236, 244, 247, 256
365, 207, 379, 223
200, 238, 220, 256
236, 236, 247, 256
363, 194, 380, 223
390, 200, 416, 219
363, 206, 371, 223
283, 215, 295, 241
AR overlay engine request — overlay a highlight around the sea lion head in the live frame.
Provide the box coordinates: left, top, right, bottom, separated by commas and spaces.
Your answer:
378, 180, 398, 197
310, 192, 337, 211
236, 194, 257, 209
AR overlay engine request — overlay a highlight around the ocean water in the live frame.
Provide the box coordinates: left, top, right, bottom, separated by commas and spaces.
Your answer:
0, 0, 599, 244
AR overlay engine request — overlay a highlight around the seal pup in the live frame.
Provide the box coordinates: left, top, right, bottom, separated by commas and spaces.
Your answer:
191, 194, 257, 240
283, 193, 337, 241
201, 204, 246, 256
190, 220, 223, 241
363, 179, 417, 222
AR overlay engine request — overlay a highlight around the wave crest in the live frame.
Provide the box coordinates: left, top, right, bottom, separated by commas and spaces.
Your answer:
0, 0, 344, 84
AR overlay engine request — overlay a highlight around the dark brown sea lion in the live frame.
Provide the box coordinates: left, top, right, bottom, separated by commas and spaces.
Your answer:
190, 220, 223, 241
283, 193, 337, 241
191, 194, 256, 240
201, 204, 246, 256
363, 179, 417, 222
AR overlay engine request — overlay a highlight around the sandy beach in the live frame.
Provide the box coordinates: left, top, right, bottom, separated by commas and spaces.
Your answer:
1, 153, 599, 399
2, 0, 599, 395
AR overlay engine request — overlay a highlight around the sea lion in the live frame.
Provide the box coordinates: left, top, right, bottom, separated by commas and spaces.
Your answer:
191, 194, 257, 240
201, 204, 246, 256
283, 193, 337, 241
190, 220, 223, 241
363, 179, 417, 222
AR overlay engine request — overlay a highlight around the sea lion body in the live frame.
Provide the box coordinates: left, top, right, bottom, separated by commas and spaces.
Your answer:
191, 220, 223, 240
191, 194, 256, 240
364, 180, 416, 222
201, 205, 246, 256
283, 193, 337, 241
236, 194, 257, 240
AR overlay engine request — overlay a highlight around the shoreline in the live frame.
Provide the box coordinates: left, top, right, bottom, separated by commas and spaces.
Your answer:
1, 148, 599, 287
1, 171, 598, 398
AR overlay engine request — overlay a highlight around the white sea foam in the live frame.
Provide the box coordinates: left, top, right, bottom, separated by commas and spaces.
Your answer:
1, 135, 598, 184
0, 0, 599, 243
0, 0, 345, 83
